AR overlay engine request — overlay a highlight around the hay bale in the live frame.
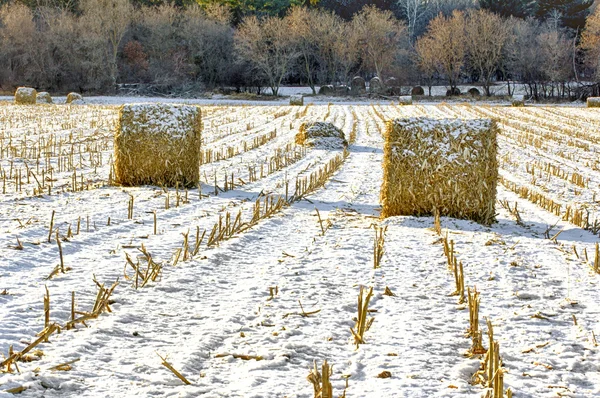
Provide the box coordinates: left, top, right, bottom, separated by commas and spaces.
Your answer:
411, 86, 425, 96
114, 103, 202, 188
15, 87, 37, 105
381, 117, 498, 225
66, 92, 83, 104
587, 97, 600, 107
398, 96, 412, 105
446, 87, 461, 96
319, 85, 335, 95
351, 76, 366, 95
511, 95, 525, 107
468, 88, 481, 97
335, 85, 350, 95
295, 121, 347, 149
36, 92, 53, 104
290, 95, 303, 106
369, 77, 383, 93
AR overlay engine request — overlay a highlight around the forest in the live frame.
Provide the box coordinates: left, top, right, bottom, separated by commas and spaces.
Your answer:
0, 0, 599, 99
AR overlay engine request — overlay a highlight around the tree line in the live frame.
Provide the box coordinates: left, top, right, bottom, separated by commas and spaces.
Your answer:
0, 0, 599, 99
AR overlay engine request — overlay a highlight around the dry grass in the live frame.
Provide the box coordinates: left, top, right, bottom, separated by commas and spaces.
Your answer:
350, 286, 374, 348
114, 104, 202, 188
307, 360, 333, 398
381, 118, 498, 225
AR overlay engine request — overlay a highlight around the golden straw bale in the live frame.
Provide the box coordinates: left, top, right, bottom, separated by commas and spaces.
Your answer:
66, 92, 83, 104
114, 103, 202, 188
15, 87, 37, 104
295, 121, 347, 149
398, 96, 413, 105
587, 97, 600, 108
381, 117, 498, 225
36, 92, 53, 104
511, 95, 525, 107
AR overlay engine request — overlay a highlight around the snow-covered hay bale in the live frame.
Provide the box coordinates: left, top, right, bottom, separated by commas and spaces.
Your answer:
290, 95, 303, 106
14, 87, 37, 105
511, 95, 525, 107
446, 87, 461, 96
369, 77, 383, 93
66, 92, 83, 104
411, 86, 425, 96
468, 88, 481, 96
381, 118, 498, 225
36, 92, 53, 104
319, 85, 334, 95
295, 121, 347, 149
398, 96, 412, 105
114, 104, 202, 188
351, 76, 366, 95
587, 97, 600, 108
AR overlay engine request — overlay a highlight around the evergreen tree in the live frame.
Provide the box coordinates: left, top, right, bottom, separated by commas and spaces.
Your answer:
535, 0, 594, 30
479, 0, 536, 19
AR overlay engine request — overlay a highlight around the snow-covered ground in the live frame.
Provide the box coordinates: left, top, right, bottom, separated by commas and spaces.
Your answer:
1, 102, 599, 397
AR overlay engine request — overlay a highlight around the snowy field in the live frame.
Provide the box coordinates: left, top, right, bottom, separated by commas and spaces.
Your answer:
1, 102, 600, 397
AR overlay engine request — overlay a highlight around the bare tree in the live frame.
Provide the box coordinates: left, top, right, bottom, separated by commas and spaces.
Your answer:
414, 35, 438, 95
581, 5, 600, 80
465, 9, 511, 96
397, 0, 432, 41
352, 5, 407, 80
417, 10, 466, 92
235, 15, 299, 95
80, 0, 132, 89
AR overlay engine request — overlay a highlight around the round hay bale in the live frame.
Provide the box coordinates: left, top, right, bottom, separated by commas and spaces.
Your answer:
411, 86, 425, 96
36, 92, 53, 104
446, 87, 461, 96
295, 121, 347, 149
468, 88, 481, 97
369, 77, 383, 93
290, 95, 303, 106
351, 76, 366, 95
15, 87, 37, 105
114, 103, 202, 188
318, 85, 335, 95
66, 92, 83, 104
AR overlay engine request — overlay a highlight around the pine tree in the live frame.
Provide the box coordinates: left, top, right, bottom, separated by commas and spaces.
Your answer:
479, 0, 536, 19
536, 0, 594, 30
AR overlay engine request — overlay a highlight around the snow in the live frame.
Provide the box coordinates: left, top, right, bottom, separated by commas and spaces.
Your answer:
0, 102, 600, 397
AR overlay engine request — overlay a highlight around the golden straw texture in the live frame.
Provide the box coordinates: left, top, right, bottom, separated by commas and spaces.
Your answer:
15, 87, 37, 105
114, 103, 202, 188
381, 117, 498, 225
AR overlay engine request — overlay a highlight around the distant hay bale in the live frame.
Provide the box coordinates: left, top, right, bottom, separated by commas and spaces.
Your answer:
295, 121, 347, 149
398, 96, 412, 105
319, 85, 335, 95
446, 87, 461, 96
15, 87, 37, 105
381, 117, 498, 225
411, 86, 425, 96
335, 85, 350, 95
369, 77, 383, 93
66, 92, 83, 104
351, 76, 366, 95
114, 103, 202, 188
36, 92, 53, 104
511, 95, 525, 107
468, 88, 481, 97
587, 97, 600, 107
290, 95, 303, 106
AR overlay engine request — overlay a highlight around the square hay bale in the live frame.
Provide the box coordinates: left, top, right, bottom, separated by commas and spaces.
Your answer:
587, 97, 600, 108
114, 104, 202, 188
398, 96, 412, 105
36, 92, 53, 104
511, 95, 525, 107
66, 92, 83, 104
15, 87, 37, 105
290, 95, 303, 106
295, 121, 347, 149
381, 117, 498, 225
